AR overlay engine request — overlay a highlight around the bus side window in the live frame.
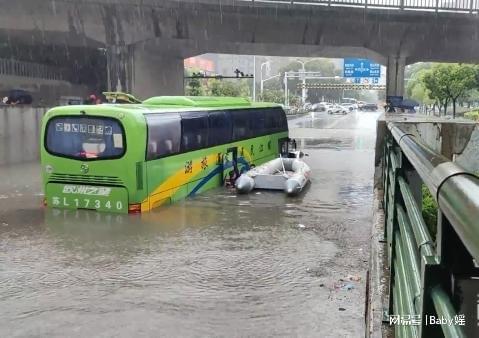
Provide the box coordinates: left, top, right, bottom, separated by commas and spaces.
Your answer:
145, 114, 181, 160
231, 110, 251, 141
276, 107, 288, 132
251, 109, 265, 137
265, 107, 288, 134
264, 109, 275, 134
180, 112, 209, 152
208, 111, 232, 147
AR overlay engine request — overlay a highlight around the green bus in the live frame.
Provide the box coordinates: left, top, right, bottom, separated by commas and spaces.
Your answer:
41, 96, 289, 214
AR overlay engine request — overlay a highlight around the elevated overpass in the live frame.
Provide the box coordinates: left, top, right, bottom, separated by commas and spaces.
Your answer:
1, 0, 479, 97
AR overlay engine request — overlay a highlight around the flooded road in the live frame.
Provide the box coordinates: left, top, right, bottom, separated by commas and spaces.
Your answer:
0, 110, 381, 337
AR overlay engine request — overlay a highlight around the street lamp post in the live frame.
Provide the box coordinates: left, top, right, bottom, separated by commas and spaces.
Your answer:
253, 56, 256, 101
295, 60, 307, 106
253, 58, 273, 102
259, 61, 270, 98
261, 74, 280, 98
293, 58, 323, 105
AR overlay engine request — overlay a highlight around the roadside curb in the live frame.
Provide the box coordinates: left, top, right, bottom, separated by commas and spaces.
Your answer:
366, 187, 392, 338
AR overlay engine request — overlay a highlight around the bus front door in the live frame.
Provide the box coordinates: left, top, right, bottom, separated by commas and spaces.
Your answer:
223, 147, 239, 186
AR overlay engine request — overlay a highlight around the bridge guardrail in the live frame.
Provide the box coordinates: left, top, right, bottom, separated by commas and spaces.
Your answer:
246, 0, 479, 13
382, 122, 479, 337
0, 58, 67, 82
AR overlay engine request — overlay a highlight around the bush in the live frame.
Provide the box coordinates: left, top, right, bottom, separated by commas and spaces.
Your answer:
422, 185, 438, 239
464, 110, 479, 121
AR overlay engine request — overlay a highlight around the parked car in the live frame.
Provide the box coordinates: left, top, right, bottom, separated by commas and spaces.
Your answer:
341, 103, 357, 112
4, 89, 33, 104
360, 103, 379, 111
311, 102, 325, 111
327, 104, 348, 115
303, 102, 314, 112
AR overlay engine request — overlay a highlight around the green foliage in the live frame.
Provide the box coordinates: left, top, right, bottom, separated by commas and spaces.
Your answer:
422, 185, 438, 239
210, 79, 251, 97
185, 77, 204, 96
406, 68, 434, 105
420, 63, 477, 117
185, 68, 204, 96
258, 89, 284, 104
277, 58, 342, 103
464, 110, 479, 121
405, 63, 432, 79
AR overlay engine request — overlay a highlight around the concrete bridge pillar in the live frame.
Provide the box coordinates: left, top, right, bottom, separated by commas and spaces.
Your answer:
386, 56, 406, 98
107, 45, 184, 99
130, 48, 184, 100
107, 45, 133, 94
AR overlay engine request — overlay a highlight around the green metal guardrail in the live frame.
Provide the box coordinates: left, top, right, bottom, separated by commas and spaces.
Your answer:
383, 122, 479, 337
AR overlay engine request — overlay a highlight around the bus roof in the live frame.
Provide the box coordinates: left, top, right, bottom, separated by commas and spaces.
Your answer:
142, 96, 255, 107
44, 96, 283, 121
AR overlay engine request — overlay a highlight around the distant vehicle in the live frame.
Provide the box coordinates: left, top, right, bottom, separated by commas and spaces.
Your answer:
327, 104, 348, 115
5, 89, 33, 104
303, 102, 313, 111
357, 101, 366, 109
311, 102, 326, 111
59, 96, 83, 106
341, 103, 356, 112
360, 103, 379, 111
341, 98, 358, 110
312, 102, 334, 112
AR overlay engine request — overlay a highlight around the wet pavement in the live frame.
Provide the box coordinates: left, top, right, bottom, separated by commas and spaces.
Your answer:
0, 110, 381, 337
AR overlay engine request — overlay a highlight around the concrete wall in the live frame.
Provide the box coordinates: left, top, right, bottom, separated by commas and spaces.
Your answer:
375, 113, 479, 187
0, 75, 90, 106
0, 106, 47, 166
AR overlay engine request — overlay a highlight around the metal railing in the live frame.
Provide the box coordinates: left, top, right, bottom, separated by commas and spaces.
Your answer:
0, 58, 67, 81
382, 122, 479, 337
245, 0, 479, 13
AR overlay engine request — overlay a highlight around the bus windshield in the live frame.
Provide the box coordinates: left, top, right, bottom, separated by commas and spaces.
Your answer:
45, 116, 125, 160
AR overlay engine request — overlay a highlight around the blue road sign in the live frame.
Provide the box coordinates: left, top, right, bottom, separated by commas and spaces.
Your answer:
344, 58, 381, 78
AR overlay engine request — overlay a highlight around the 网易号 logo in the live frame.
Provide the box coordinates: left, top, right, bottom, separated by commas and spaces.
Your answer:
62, 185, 111, 197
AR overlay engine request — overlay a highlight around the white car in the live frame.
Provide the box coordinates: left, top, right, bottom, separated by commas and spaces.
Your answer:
327, 104, 348, 115
341, 103, 358, 111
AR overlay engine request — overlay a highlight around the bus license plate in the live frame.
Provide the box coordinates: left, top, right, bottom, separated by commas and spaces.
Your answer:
46, 183, 128, 214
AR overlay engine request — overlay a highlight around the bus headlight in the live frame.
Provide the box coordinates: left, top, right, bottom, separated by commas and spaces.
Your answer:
45, 165, 54, 174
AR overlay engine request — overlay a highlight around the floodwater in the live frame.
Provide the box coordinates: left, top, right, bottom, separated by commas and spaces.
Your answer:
0, 110, 381, 337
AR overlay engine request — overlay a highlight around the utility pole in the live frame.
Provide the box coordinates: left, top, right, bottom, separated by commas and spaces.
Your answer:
284, 72, 288, 107
261, 74, 280, 97
253, 56, 256, 101
294, 59, 321, 106
294, 60, 307, 105
259, 60, 270, 99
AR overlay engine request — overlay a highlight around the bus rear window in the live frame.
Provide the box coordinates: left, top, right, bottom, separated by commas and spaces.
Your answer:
45, 117, 125, 160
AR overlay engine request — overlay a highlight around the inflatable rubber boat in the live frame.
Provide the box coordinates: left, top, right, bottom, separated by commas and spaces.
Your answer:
235, 154, 311, 196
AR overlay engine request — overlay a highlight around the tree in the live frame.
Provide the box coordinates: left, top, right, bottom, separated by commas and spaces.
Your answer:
422, 64, 477, 118
446, 64, 476, 118
209, 79, 251, 97
423, 65, 451, 116
258, 89, 283, 104
184, 68, 204, 96
406, 68, 434, 112
185, 77, 204, 96
278, 58, 342, 104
